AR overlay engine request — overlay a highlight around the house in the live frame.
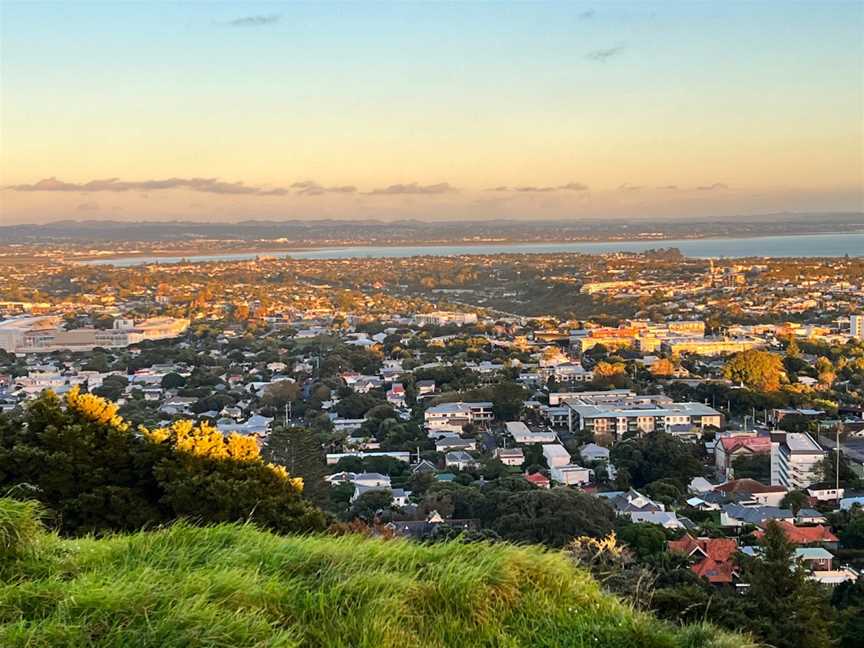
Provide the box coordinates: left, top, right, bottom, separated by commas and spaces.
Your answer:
389, 511, 479, 539
505, 421, 556, 444
550, 464, 590, 486
415, 380, 436, 397
542, 444, 571, 468
411, 459, 438, 475
753, 521, 838, 548
425, 402, 493, 435
668, 535, 739, 584
720, 504, 794, 528
715, 435, 772, 474
689, 476, 718, 494
630, 511, 685, 529
435, 437, 477, 453
795, 547, 834, 572
350, 484, 411, 507
579, 442, 610, 464
713, 479, 787, 507
495, 447, 525, 466
600, 489, 665, 516
445, 451, 477, 471
807, 483, 845, 502
386, 383, 406, 408
525, 472, 551, 489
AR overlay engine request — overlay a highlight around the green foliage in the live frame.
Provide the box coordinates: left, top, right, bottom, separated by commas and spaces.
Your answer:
779, 490, 809, 515
0, 514, 754, 648
423, 478, 616, 547
722, 350, 784, 391
731, 454, 771, 482
610, 433, 703, 490
0, 390, 326, 537
0, 498, 42, 559
263, 425, 327, 505
744, 520, 835, 648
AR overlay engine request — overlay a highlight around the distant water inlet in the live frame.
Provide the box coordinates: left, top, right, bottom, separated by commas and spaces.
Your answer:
80, 231, 864, 266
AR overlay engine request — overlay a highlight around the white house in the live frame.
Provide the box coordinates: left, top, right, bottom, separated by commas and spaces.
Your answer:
542, 444, 571, 468
550, 464, 590, 486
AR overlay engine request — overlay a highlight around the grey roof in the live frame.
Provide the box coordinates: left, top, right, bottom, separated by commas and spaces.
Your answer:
722, 504, 794, 525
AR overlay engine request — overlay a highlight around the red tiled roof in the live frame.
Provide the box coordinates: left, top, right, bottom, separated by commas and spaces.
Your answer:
668, 535, 738, 562
754, 522, 838, 545
669, 535, 739, 584
714, 478, 786, 494
719, 436, 772, 454
525, 473, 550, 487
691, 558, 737, 584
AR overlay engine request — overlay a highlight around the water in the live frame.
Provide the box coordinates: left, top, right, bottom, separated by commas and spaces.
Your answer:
81, 231, 864, 267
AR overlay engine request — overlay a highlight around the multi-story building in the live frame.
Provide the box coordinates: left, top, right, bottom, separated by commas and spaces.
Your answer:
851, 314, 864, 340
660, 336, 765, 357
771, 432, 826, 490
565, 393, 723, 439
424, 401, 494, 435
0, 316, 189, 353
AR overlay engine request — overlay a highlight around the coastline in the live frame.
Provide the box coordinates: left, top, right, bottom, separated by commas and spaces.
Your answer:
65, 227, 864, 263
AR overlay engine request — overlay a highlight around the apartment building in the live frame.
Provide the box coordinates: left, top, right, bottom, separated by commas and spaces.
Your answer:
565, 392, 723, 438
851, 314, 864, 340
424, 401, 494, 434
771, 432, 827, 490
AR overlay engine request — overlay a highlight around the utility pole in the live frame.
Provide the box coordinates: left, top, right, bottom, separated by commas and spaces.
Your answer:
836, 422, 842, 496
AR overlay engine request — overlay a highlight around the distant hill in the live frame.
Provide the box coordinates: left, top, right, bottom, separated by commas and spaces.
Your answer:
1, 212, 862, 244
0, 498, 752, 647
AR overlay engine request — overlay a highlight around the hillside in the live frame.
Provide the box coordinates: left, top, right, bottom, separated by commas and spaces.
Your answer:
0, 500, 752, 648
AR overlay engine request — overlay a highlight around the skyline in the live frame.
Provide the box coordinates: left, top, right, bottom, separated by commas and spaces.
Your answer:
1, 1, 863, 223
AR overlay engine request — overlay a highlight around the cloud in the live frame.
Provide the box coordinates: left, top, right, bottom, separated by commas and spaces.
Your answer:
618, 183, 642, 192
7, 177, 292, 196
76, 202, 99, 211
228, 14, 280, 27
657, 185, 679, 190
488, 182, 589, 193
696, 182, 729, 191
366, 182, 457, 195
586, 46, 624, 62
291, 181, 357, 196
579, 9, 595, 19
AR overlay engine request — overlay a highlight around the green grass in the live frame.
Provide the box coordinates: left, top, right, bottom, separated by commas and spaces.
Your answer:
0, 501, 753, 648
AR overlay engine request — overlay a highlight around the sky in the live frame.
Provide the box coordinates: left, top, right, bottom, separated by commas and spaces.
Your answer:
1, 1, 862, 224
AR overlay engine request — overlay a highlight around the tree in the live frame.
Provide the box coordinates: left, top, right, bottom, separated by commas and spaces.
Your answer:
591, 362, 629, 388
493, 488, 615, 547
349, 489, 394, 522
490, 381, 527, 420
745, 520, 834, 648
0, 388, 326, 537
262, 425, 327, 505
722, 350, 784, 391
160, 372, 187, 389
731, 454, 771, 482
839, 510, 864, 549
609, 432, 703, 490
261, 380, 300, 410
780, 490, 809, 515
649, 358, 676, 378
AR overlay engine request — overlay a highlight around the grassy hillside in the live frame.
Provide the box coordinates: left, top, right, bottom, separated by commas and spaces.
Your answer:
0, 500, 752, 648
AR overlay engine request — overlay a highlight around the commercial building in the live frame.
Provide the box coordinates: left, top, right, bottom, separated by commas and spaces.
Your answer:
0, 316, 189, 353
660, 337, 765, 357
771, 432, 826, 490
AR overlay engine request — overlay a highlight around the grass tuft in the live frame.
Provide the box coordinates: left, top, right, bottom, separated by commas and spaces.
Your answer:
0, 508, 755, 648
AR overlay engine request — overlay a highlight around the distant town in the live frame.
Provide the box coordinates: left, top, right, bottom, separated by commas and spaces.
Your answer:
2, 242, 864, 645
